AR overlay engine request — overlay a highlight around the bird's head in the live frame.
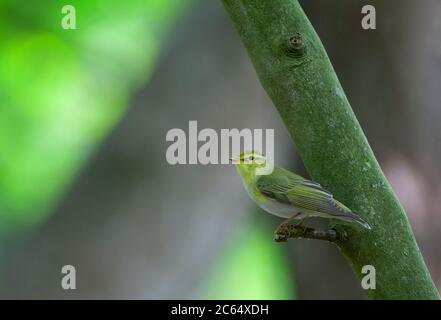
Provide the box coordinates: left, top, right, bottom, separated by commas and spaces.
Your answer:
230, 151, 267, 177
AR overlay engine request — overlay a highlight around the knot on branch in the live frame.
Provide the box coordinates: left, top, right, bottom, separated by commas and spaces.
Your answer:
286, 32, 308, 59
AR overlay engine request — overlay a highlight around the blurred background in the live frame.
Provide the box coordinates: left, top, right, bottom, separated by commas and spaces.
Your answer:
0, 0, 440, 299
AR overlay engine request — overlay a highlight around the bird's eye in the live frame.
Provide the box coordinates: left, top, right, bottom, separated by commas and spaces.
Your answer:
250, 156, 255, 161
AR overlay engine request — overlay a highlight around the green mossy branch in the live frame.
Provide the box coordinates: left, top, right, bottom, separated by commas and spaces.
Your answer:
222, 0, 440, 299
274, 225, 342, 243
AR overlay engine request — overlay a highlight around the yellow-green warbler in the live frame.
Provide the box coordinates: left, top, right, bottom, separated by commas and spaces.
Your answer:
231, 152, 371, 236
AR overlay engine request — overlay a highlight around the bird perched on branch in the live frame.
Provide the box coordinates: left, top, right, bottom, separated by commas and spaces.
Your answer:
230, 152, 370, 240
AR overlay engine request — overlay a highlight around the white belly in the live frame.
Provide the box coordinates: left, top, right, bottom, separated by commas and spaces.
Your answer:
242, 179, 300, 219
256, 197, 299, 219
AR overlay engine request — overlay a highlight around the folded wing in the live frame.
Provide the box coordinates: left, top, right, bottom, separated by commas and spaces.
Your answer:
256, 168, 370, 229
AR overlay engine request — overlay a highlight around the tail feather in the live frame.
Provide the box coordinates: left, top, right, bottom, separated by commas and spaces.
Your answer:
336, 211, 371, 230
331, 199, 371, 230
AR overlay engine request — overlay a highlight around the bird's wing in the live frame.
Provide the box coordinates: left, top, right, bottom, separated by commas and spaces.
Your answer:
286, 184, 350, 215
256, 169, 349, 216
255, 169, 302, 203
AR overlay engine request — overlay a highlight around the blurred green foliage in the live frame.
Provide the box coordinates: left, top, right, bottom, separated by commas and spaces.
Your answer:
199, 219, 296, 299
0, 1, 296, 299
0, 0, 191, 229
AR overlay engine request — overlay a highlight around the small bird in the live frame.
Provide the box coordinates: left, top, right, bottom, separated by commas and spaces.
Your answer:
231, 152, 371, 237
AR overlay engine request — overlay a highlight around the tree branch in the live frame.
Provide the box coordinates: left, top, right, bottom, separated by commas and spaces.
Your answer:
222, 0, 439, 299
274, 225, 344, 243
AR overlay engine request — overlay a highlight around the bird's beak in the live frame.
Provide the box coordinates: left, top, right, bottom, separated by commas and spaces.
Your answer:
229, 156, 240, 164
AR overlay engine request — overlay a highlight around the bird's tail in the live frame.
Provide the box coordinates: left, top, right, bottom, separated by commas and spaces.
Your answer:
336, 211, 371, 230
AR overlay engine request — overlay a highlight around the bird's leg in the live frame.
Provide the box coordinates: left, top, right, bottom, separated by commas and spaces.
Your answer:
297, 219, 307, 233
